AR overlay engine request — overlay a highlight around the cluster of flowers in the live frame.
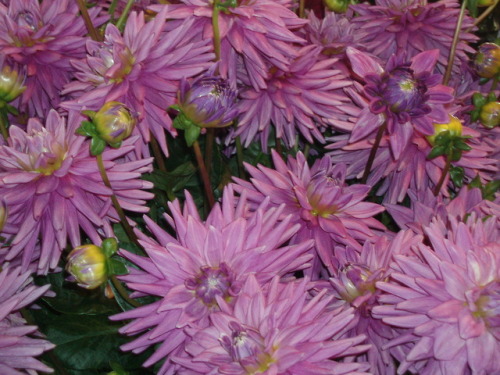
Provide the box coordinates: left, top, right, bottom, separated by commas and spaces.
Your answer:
0, 0, 498, 373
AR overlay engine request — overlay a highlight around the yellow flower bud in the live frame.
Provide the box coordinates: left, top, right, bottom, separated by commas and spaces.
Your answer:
479, 101, 500, 128
94, 102, 136, 145
427, 115, 463, 145
66, 244, 108, 289
0, 63, 26, 104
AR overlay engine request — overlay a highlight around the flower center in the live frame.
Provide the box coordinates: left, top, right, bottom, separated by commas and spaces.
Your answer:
469, 281, 500, 338
102, 44, 135, 84
24, 128, 67, 175
185, 262, 235, 307
220, 321, 275, 374
307, 174, 343, 217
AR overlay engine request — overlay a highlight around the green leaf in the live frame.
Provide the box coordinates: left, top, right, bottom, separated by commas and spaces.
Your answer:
482, 179, 500, 201
90, 136, 107, 156
76, 121, 97, 137
450, 166, 465, 188
455, 140, 472, 152
184, 125, 201, 147
172, 113, 193, 130
108, 257, 128, 276
427, 145, 446, 159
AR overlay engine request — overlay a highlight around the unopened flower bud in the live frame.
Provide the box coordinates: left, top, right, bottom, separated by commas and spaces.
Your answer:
479, 101, 500, 128
0, 61, 26, 104
323, 0, 349, 13
177, 74, 238, 129
427, 115, 463, 145
0, 200, 6, 233
94, 102, 136, 146
66, 244, 108, 289
474, 43, 500, 79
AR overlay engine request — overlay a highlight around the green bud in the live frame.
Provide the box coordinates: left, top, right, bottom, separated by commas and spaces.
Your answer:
323, 0, 349, 13
66, 244, 108, 289
479, 101, 500, 128
93, 102, 137, 147
474, 43, 500, 79
0, 62, 26, 104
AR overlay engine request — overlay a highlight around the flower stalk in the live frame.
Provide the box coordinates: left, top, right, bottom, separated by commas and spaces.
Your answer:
470, 0, 499, 29
116, 0, 136, 31
76, 0, 102, 41
361, 121, 387, 184
212, 0, 222, 62
0, 112, 8, 140
443, 0, 468, 85
433, 155, 451, 196
193, 140, 216, 208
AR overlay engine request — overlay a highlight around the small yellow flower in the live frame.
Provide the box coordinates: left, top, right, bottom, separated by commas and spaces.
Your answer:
427, 115, 463, 145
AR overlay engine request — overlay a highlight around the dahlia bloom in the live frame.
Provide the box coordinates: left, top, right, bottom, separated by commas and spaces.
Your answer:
235, 44, 353, 149
62, 8, 213, 156
373, 215, 500, 374
346, 47, 454, 159
111, 186, 313, 374
323, 230, 422, 374
0, 110, 154, 274
0, 0, 105, 117
232, 150, 385, 277
174, 275, 371, 374
152, 0, 307, 90
351, 0, 477, 76
0, 267, 54, 374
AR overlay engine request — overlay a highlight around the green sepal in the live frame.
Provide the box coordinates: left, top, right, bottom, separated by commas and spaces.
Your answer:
479, 77, 490, 85
473, 93, 486, 107
107, 257, 128, 276
468, 174, 482, 189
428, 145, 447, 159
184, 124, 201, 147
486, 92, 497, 102
5, 104, 18, 115
102, 238, 118, 258
76, 120, 98, 137
82, 110, 97, 120
470, 108, 480, 122
90, 136, 107, 156
482, 180, 500, 201
450, 148, 462, 162
450, 166, 465, 188
455, 140, 472, 152
173, 112, 194, 130
108, 141, 123, 149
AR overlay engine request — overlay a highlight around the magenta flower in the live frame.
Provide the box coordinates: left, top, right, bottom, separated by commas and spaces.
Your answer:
0, 110, 154, 274
346, 47, 454, 159
111, 186, 313, 374
373, 215, 500, 374
323, 231, 422, 374
233, 150, 385, 277
174, 274, 370, 374
152, 0, 307, 90
0, 0, 105, 117
351, 0, 477, 76
62, 9, 213, 156
235, 44, 353, 149
0, 267, 54, 374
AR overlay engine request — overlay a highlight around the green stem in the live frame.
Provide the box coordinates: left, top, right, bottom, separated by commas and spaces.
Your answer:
235, 135, 246, 179
115, 0, 135, 31
150, 133, 168, 173
443, 0, 468, 86
212, 0, 221, 62
434, 156, 451, 196
0, 111, 9, 140
193, 140, 215, 208
108, 0, 119, 22
205, 128, 215, 178
470, 0, 499, 30
110, 275, 141, 307
361, 121, 387, 184
96, 153, 140, 247
76, 0, 102, 41
303, 144, 310, 159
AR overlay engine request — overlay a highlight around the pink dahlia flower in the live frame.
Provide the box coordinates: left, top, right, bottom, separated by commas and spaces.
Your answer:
0, 110, 154, 274
174, 274, 371, 374
235, 44, 352, 149
233, 150, 385, 277
62, 8, 213, 157
0, 0, 105, 117
322, 230, 422, 374
373, 215, 500, 374
351, 0, 477, 76
0, 267, 54, 374
346, 47, 454, 159
111, 186, 313, 374
152, 0, 307, 90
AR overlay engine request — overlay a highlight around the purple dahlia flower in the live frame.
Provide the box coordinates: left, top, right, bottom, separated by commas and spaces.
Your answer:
111, 186, 313, 374
0, 267, 54, 374
351, 0, 477, 76
346, 47, 454, 159
62, 8, 213, 157
0, 110, 154, 274
233, 150, 385, 278
174, 274, 371, 374
322, 231, 422, 374
235, 44, 353, 149
373, 215, 500, 374
0, 0, 105, 117
152, 0, 307, 90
